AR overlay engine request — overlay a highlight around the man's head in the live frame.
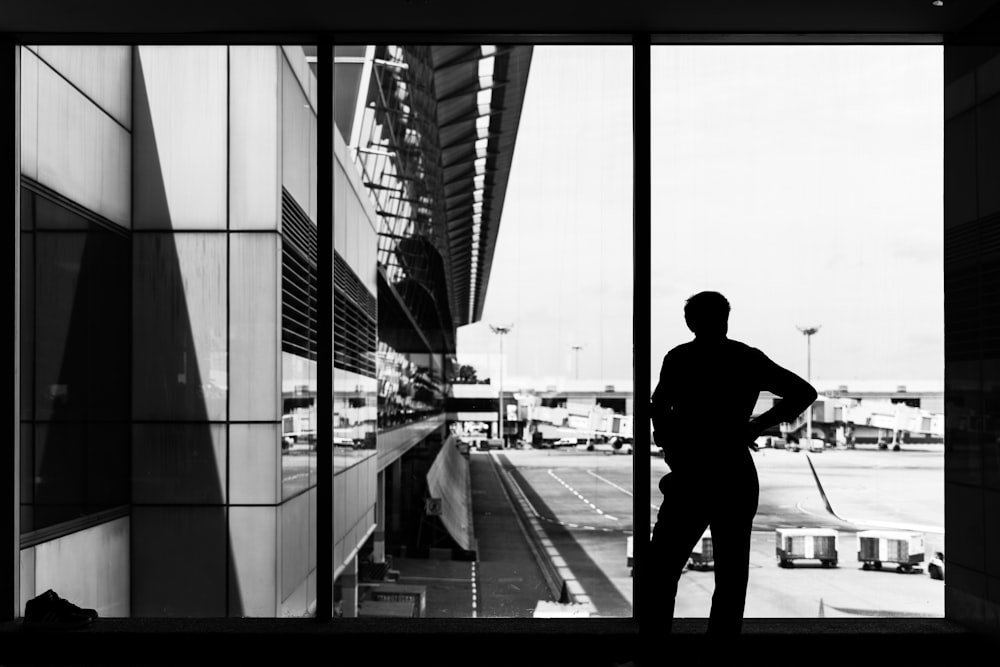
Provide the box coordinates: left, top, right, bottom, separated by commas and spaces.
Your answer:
684, 291, 730, 338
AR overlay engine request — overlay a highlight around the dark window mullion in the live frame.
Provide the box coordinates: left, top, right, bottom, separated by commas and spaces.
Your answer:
632, 33, 652, 628
315, 36, 334, 623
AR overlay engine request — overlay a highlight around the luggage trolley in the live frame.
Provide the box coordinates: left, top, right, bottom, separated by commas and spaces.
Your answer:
776, 528, 839, 568
857, 530, 925, 573
687, 529, 714, 571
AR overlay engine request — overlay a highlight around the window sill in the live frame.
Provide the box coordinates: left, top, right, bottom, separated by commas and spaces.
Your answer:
1, 617, 996, 665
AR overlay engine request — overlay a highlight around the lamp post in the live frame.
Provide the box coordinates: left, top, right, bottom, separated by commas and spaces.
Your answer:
797, 325, 821, 444
490, 324, 513, 447
571, 345, 583, 380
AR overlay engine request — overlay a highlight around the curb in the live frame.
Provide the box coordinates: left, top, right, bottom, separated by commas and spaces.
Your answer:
486, 451, 597, 614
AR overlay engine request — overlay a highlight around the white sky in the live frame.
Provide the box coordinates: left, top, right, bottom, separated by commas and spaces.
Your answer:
456, 44, 944, 392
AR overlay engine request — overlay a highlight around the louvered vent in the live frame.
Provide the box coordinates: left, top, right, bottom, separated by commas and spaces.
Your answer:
281, 188, 377, 377
282, 189, 317, 360
335, 253, 377, 378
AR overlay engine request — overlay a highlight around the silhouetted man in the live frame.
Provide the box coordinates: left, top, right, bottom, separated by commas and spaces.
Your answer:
649, 291, 816, 634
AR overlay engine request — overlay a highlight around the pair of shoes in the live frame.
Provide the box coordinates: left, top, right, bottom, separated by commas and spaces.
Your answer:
23, 589, 98, 630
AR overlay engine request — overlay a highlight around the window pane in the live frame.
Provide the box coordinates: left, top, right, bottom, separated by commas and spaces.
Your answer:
18, 44, 312, 619
332, 43, 633, 619
650, 45, 944, 620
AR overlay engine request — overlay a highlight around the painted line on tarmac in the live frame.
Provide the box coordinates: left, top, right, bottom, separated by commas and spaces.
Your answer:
547, 469, 621, 521
587, 469, 660, 511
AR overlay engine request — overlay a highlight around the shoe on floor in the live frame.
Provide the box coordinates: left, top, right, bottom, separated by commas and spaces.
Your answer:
23, 589, 98, 630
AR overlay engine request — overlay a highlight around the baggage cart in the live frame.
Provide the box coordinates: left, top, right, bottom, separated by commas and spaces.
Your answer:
857, 530, 925, 573
776, 528, 839, 567
688, 529, 714, 571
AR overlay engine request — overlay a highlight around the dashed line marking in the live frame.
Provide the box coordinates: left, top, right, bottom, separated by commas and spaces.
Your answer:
547, 469, 620, 522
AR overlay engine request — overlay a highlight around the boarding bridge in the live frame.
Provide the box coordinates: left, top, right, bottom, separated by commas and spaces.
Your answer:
785, 395, 944, 444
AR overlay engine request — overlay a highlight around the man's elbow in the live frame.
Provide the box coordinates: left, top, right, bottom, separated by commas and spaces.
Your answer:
804, 385, 818, 406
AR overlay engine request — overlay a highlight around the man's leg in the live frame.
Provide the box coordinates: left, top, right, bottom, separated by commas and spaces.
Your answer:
647, 473, 710, 632
706, 472, 759, 635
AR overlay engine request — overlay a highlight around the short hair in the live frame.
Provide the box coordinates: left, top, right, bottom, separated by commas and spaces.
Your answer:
684, 291, 730, 334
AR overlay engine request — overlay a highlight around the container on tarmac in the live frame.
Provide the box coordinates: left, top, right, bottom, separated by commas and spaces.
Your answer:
857, 530, 925, 573
775, 528, 839, 567
688, 529, 714, 571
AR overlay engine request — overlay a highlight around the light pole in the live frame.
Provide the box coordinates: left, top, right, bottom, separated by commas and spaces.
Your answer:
797, 325, 821, 444
490, 324, 513, 447
571, 345, 583, 380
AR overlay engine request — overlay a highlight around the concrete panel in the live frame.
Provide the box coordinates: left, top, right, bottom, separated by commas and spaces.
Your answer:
308, 487, 317, 572
978, 96, 1000, 217
280, 56, 314, 226
132, 423, 227, 505
334, 164, 348, 256
229, 506, 278, 617
32, 517, 129, 617
133, 46, 227, 230
35, 54, 130, 227
987, 489, 1000, 578
36, 46, 131, 128
229, 423, 280, 506
280, 492, 309, 604
19, 547, 35, 616
945, 71, 976, 121
944, 111, 979, 228
132, 233, 228, 421
946, 481, 986, 573
229, 233, 280, 421
229, 46, 280, 231
979, 52, 1000, 104
20, 47, 38, 179
131, 506, 226, 617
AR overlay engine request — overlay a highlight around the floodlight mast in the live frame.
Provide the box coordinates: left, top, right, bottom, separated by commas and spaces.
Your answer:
490, 324, 513, 447
797, 325, 821, 445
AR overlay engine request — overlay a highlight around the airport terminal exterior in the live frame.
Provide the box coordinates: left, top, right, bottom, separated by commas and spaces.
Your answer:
17, 43, 531, 617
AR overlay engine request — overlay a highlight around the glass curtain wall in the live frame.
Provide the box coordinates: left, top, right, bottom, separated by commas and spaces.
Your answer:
331, 43, 635, 619
650, 45, 944, 619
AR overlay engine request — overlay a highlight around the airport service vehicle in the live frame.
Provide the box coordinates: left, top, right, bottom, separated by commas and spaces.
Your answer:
928, 552, 945, 580
776, 528, 839, 567
857, 530, 925, 573
687, 529, 714, 571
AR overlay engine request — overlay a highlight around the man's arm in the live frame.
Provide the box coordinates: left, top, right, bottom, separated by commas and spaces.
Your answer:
747, 353, 818, 439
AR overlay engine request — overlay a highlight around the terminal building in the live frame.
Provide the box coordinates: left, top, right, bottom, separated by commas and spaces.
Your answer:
17, 43, 532, 617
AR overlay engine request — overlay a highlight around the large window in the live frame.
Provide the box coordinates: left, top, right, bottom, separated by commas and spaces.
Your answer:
650, 45, 944, 619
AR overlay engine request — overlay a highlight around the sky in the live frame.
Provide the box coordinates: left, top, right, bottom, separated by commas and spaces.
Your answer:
456, 44, 944, 393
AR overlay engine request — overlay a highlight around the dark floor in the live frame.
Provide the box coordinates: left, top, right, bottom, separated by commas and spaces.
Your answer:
2, 617, 998, 666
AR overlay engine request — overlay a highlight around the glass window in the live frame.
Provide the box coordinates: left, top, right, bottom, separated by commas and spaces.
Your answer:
650, 44, 944, 619
333, 43, 633, 619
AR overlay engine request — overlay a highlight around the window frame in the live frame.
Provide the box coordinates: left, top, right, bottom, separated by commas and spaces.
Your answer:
3, 24, 991, 661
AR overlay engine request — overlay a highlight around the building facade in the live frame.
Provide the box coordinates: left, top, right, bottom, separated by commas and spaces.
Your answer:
17, 43, 531, 617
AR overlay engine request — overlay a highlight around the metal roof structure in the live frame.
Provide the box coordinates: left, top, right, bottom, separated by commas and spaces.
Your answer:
428, 44, 532, 327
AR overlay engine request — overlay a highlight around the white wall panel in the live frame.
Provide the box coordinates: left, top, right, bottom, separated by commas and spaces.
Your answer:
229, 424, 280, 505
33, 52, 130, 227
133, 233, 228, 421
131, 506, 226, 617
18, 547, 35, 616
32, 517, 130, 617
280, 57, 315, 225
20, 47, 38, 179
132, 423, 227, 504
37, 46, 131, 128
230, 46, 280, 231
280, 492, 309, 609
133, 46, 227, 230
230, 233, 280, 421
334, 163, 348, 254
229, 506, 278, 617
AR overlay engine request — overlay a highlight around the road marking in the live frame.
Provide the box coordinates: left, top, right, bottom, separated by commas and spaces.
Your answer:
586, 469, 661, 511
547, 469, 619, 521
